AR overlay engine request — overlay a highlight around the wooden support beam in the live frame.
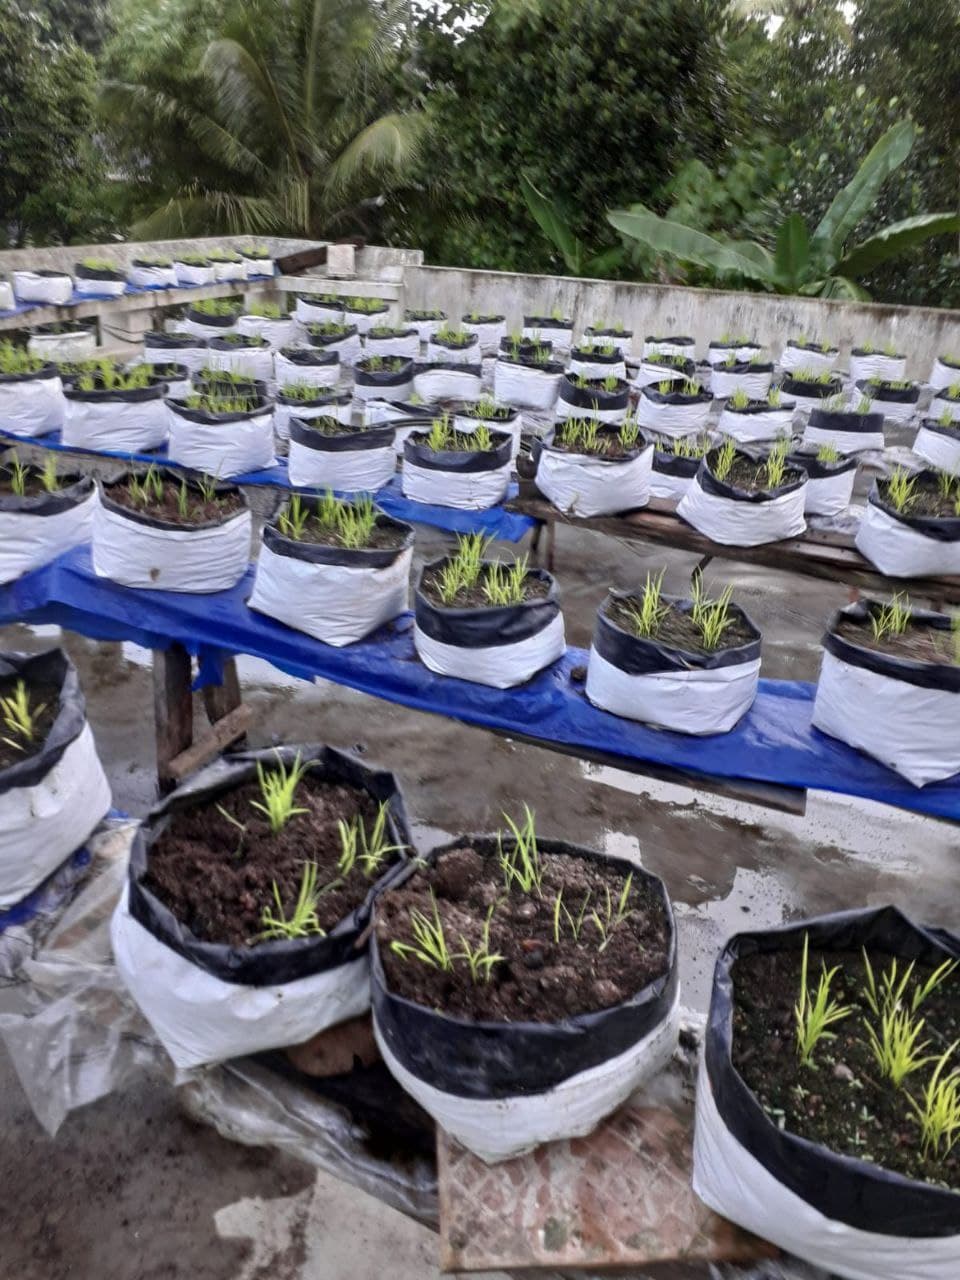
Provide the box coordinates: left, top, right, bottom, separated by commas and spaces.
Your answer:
201, 656, 243, 724
166, 704, 253, 785
153, 643, 194, 792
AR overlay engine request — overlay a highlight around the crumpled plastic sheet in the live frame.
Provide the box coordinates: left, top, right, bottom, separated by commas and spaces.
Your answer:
0, 825, 437, 1223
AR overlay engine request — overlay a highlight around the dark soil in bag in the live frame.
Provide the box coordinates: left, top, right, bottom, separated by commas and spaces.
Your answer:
0, 676, 60, 771
605, 596, 756, 655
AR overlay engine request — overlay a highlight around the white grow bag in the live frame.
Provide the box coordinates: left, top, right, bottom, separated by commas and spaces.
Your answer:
403, 431, 512, 510
913, 422, 960, 474
295, 297, 345, 325
28, 328, 95, 363
636, 388, 711, 438
0, 477, 96, 584
642, 336, 694, 359
929, 357, 960, 392
849, 351, 906, 383
364, 330, 420, 360
210, 258, 246, 283
927, 393, 960, 423
425, 337, 480, 366
287, 419, 396, 492
248, 513, 413, 646
859, 387, 919, 425
304, 329, 362, 367
414, 365, 482, 404
568, 353, 627, 381
274, 349, 340, 392
633, 359, 693, 390
173, 261, 216, 287
13, 271, 73, 306
789, 455, 858, 517
144, 334, 209, 377
522, 320, 573, 352
453, 409, 522, 460
779, 342, 837, 376
461, 316, 506, 354
707, 344, 761, 366
167, 401, 276, 478
555, 379, 630, 427
535, 440, 654, 518
404, 313, 446, 343
241, 254, 276, 278
0, 649, 111, 907
73, 271, 126, 298
0, 281, 13, 310
63, 388, 169, 452
650, 450, 704, 502
206, 339, 274, 384
353, 363, 413, 405
711, 365, 774, 399
677, 463, 807, 546
178, 315, 239, 341
93, 482, 252, 592
802, 408, 885, 455
716, 405, 795, 444
344, 305, 393, 336
0, 368, 66, 436
273, 393, 351, 444
237, 315, 295, 349
128, 262, 178, 289
493, 359, 562, 411
855, 489, 960, 578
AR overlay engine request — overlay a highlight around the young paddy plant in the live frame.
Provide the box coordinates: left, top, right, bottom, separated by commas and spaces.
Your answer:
552, 885, 592, 944
277, 493, 311, 541
625, 569, 668, 639
729, 387, 751, 410
816, 443, 842, 463
870, 593, 912, 644
437, 532, 492, 604
0, 341, 43, 376
389, 889, 454, 971
712, 437, 737, 482
7, 458, 28, 497
906, 1043, 960, 1158
40, 455, 60, 493
589, 873, 634, 954
690, 570, 734, 649
763, 439, 790, 488
498, 804, 543, 896
251, 752, 311, 834
864, 1005, 935, 1087
619, 417, 641, 449
457, 903, 504, 983
338, 494, 378, 549
337, 800, 405, 879
0, 679, 46, 754
259, 862, 327, 940
794, 933, 855, 1068
482, 554, 530, 606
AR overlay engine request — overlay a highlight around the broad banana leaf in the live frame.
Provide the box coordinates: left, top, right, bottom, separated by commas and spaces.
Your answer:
811, 120, 914, 259
774, 213, 810, 290
607, 207, 775, 285
835, 213, 960, 278
520, 172, 585, 275
813, 276, 873, 301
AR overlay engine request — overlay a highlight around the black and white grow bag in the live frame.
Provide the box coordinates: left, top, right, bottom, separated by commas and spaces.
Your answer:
461, 313, 505, 353
693, 905, 960, 1279
0, 280, 10, 310
13, 269, 73, 306
929, 353, 960, 393
636, 385, 712, 438
402, 429, 512, 510
209, 254, 245, 283
140, 361, 190, 400
372, 838, 678, 1162
413, 560, 565, 688
63, 382, 169, 451
172, 258, 215, 287
857, 379, 920, 425
522, 315, 574, 350
237, 313, 295, 350
913, 419, 960, 475
535, 435, 654, 518
812, 602, 960, 787
568, 344, 627, 382
706, 340, 761, 367
452, 404, 522, 460
404, 309, 446, 342
144, 330, 209, 377
586, 592, 761, 733
0, 648, 111, 907
343, 300, 392, 335
248, 507, 413, 646
128, 258, 178, 289
273, 388, 351, 443
855, 477, 960, 578
802, 406, 885, 455
849, 348, 906, 384
642, 334, 692, 359
787, 450, 858, 517
111, 744, 411, 1070
413, 362, 482, 404
373, 412, 435, 456
779, 373, 843, 415
27, 323, 95, 363
425, 332, 480, 366
353, 358, 413, 405
295, 295, 345, 325
0, 363, 65, 436
365, 327, 420, 360
493, 356, 564, 411
711, 362, 774, 400
650, 443, 709, 502
633, 356, 697, 390
304, 324, 362, 367
73, 263, 126, 298
93, 473, 252, 592
716, 400, 796, 444
179, 306, 240, 340
927, 389, 960, 424
677, 452, 807, 546
556, 376, 630, 427
287, 418, 396, 492
274, 346, 339, 393
166, 398, 276, 478
207, 335, 274, 384
779, 339, 838, 376
0, 472, 95, 585
239, 248, 275, 277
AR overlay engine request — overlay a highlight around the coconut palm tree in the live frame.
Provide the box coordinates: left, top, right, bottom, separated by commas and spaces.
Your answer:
101, 0, 425, 238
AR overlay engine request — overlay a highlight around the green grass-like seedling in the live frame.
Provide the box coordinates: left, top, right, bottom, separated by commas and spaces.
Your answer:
729, 387, 751, 410
552, 886, 592, 944
0, 341, 44, 376
390, 889, 453, 971
40, 455, 60, 493
590, 873, 634, 954
816, 443, 842, 463
885, 466, 918, 514
482, 555, 530, 606
619, 417, 641, 449
690, 569, 735, 649
498, 805, 543, 895
712, 438, 737, 482
794, 933, 854, 1068
457, 903, 504, 984
869, 593, 912, 644
337, 800, 404, 879
277, 494, 311, 541
259, 861, 327, 940
0, 679, 46, 754
625, 570, 669, 639
251, 752, 311, 834
906, 1043, 960, 1158
764, 439, 790, 489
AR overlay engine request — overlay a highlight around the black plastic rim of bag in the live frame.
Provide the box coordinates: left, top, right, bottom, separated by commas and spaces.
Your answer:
278, 346, 338, 369
785, 339, 838, 355
822, 600, 960, 693
807, 407, 884, 435
143, 362, 188, 382
174, 258, 212, 267
498, 336, 552, 355
937, 353, 960, 370
344, 301, 390, 315
354, 359, 414, 388
0, 648, 86, 796
868, 477, 960, 544
652, 449, 702, 479
127, 744, 412, 986
240, 249, 271, 260
366, 327, 417, 343
0, 470, 93, 516
406, 309, 446, 322
698, 452, 806, 503
193, 375, 268, 399
278, 388, 350, 409
919, 417, 960, 442
593, 590, 761, 676
716, 361, 775, 376
304, 325, 359, 348
98, 471, 250, 533
933, 388, 960, 404
209, 335, 268, 352
852, 347, 905, 359
704, 905, 960, 1238
167, 396, 271, 426
184, 307, 239, 329
570, 345, 624, 365
414, 362, 483, 381
644, 333, 692, 344
642, 385, 712, 408
463, 313, 504, 324
780, 375, 842, 398
452, 400, 520, 424
524, 315, 573, 329
856, 379, 919, 404
289, 416, 394, 453
643, 356, 697, 379
20, 269, 71, 281
722, 399, 796, 416
371, 836, 677, 1100
263, 507, 413, 569
496, 354, 565, 377
131, 258, 173, 268
0, 362, 58, 385
786, 449, 858, 480
429, 333, 480, 353
709, 340, 760, 351
586, 326, 634, 340
74, 263, 124, 282
414, 558, 559, 648
145, 332, 208, 352
404, 429, 512, 475
540, 431, 647, 468
64, 381, 166, 404
560, 377, 629, 410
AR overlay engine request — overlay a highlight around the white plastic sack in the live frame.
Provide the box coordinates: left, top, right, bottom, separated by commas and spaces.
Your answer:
144, 338, 208, 377
913, 425, 960, 474
295, 298, 344, 325
425, 340, 477, 366
711, 368, 773, 399
212, 260, 245, 283
302, 331, 361, 367
928, 395, 960, 423
0, 375, 66, 436
111, 885, 371, 1070
28, 329, 95, 362
63, 396, 169, 452
140, 367, 190, 400
242, 256, 275, 278
634, 360, 689, 390
707, 345, 761, 366
402, 460, 510, 510
273, 397, 351, 443
717, 406, 794, 443
650, 465, 696, 502
353, 376, 413, 405
92, 499, 252, 592
643, 339, 695, 359
173, 262, 216, 286
0, 281, 13, 310
0, 487, 96, 584
413, 367, 482, 403
74, 276, 126, 298
929, 358, 960, 392
802, 420, 884, 455
855, 501, 960, 577
568, 355, 627, 381
788, 392, 834, 416
677, 475, 807, 546
248, 543, 412, 646
375, 989, 678, 1163
237, 315, 295, 349
536, 445, 654, 518
0, 724, 111, 907
522, 323, 573, 352
413, 611, 566, 690
493, 361, 561, 411
586, 650, 759, 734
363, 399, 426, 426
207, 342, 274, 383
779, 345, 836, 376
13, 271, 73, 305
636, 396, 710, 438
287, 439, 396, 492
804, 468, 856, 517
345, 308, 394, 336
462, 318, 506, 354
167, 405, 275, 478
365, 332, 419, 360
391, 419, 432, 456
555, 393, 627, 427
178, 317, 239, 340
274, 350, 339, 391
862, 394, 918, 425
406, 316, 444, 342
849, 352, 906, 383
692, 1057, 959, 1280
128, 263, 178, 289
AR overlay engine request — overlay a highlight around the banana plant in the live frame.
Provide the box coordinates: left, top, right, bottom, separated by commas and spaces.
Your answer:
520, 172, 626, 279
607, 122, 960, 300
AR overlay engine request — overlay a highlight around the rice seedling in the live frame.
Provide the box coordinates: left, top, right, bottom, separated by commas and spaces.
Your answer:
763, 439, 790, 488
498, 805, 543, 895
682, 378, 701, 396
466, 395, 499, 420
883, 343, 900, 357
313, 489, 342, 533
937, 469, 955, 499
767, 386, 783, 408
347, 296, 389, 313
869, 593, 912, 643
390, 890, 454, 971
590, 874, 634, 953
602, 374, 620, 392
435, 324, 473, 346
208, 248, 242, 262
712, 438, 737, 482
40, 455, 60, 493
337, 494, 378, 549
885, 466, 919, 514
729, 387, 751, 410
251, 752, 311, 834
0, 341, 44, 375
426, 415, 452, 451
533, 345, 553, 366
248, 301, 285, 319
823, 392, 847, 413
7, 458, 28, 497
558, 417, 600, 453
472, 423, 493, 452
854, 395, 873, 414
259, 862, 327, 940
816, 443, 842, 463
457, 903, 504, 983
907, 1044, 960, 1157
127, 464, 165, 508
864, 1005, 935, 1088
176, 253, 212, 267
690, 570, 735, 649
437, 533, 492, 603
794, 933, 855, 1068
860, 340, 875, 354
184, 392, 257, 414
624, 570, 669, 639
137, 255, 173, 267
862, 952, 958, 1019
75, 361, 153, 393
337, 800, 405, 879
80, 257, 119, 272
176, 480, 190, 519
657, 379, 673, 395
277, 494, 311, 541
723, 353, 738, 368
0, 679, 46, 753
939, 409, 956, 428
280, 381, 323, 402
482, 554, 530, 606
552, 886, 593, 944
191, 298, 240, 316
309, 321, 352, 338
619, 417, 641, 449
672, 433, 710, 458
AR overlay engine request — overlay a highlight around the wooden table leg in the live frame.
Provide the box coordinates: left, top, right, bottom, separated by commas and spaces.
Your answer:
202, 656, 242, 724
153, 644, 193, 792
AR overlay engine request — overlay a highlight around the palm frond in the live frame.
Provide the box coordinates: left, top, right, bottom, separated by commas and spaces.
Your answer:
202, 37, 303, 177
133, 187, 281, 238
323, 111, 427, 198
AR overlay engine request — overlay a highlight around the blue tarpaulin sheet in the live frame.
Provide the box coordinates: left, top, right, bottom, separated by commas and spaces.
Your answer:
1, 547, 958, 822
0, 428, 536, 541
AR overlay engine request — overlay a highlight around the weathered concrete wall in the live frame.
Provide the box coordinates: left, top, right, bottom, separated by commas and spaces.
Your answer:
402, 264, 960, 377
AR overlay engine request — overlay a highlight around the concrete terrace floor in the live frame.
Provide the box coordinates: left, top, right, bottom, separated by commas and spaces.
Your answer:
1, 519, 958, 1280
